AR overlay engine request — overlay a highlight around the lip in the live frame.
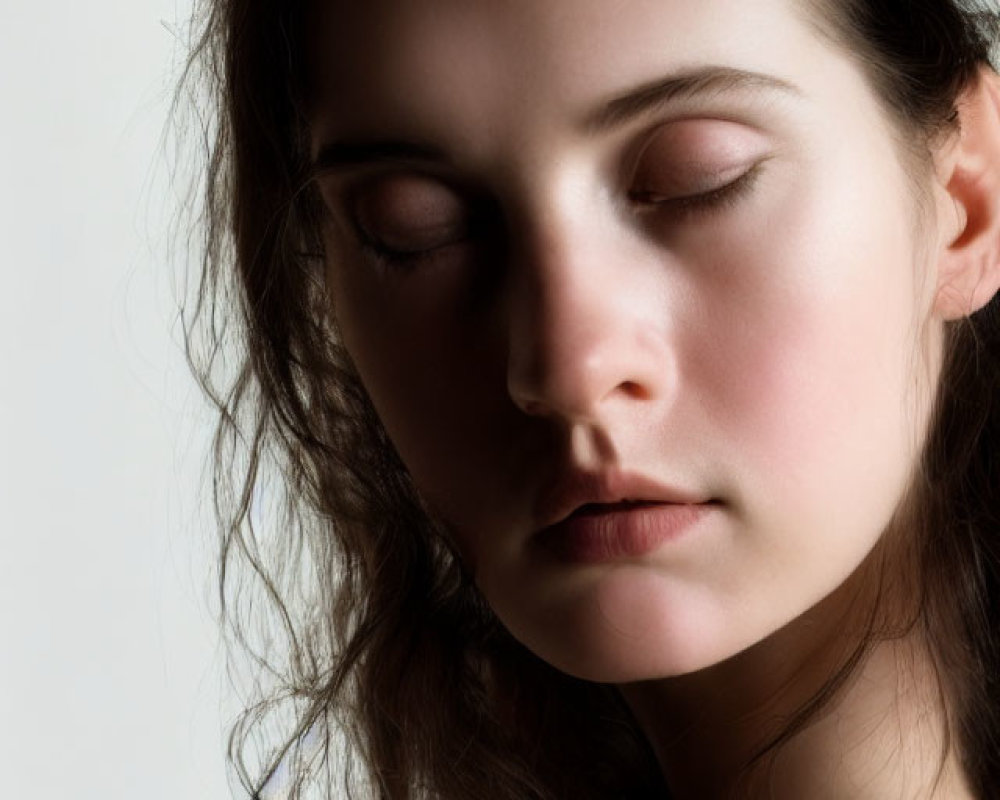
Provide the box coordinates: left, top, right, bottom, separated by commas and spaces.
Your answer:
532, 469, 718, 563
534, 469, 714, 528
535, 501, 715, 563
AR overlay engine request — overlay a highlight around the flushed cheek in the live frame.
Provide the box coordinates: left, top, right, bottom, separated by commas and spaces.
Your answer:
692, 174, 920, 529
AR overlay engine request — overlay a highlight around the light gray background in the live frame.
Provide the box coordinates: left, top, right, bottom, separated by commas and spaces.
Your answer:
1, 2, 231, 797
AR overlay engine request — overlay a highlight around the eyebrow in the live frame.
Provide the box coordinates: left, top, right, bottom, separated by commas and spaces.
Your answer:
311, 140, 450, 175
310, 66, 800, 173
585, 65, 802, 132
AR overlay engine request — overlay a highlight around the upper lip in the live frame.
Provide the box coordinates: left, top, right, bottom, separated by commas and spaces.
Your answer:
533, 468, 715, 531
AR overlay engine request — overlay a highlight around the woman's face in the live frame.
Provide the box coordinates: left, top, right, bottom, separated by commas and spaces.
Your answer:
309, 0, 948, 681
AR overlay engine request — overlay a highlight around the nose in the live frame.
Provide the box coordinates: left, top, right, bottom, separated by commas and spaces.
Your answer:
504, 215, 674, 425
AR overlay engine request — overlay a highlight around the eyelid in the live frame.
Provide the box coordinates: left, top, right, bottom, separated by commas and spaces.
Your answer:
331, 171, 493, 273
629, 158, 767, 213
629, 161, 753, 204
349, 173, 471, 242
625, 117, 771, 196
317, 167, 466, 222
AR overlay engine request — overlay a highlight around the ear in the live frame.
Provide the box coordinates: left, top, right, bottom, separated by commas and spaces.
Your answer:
932, 67, 1000, 320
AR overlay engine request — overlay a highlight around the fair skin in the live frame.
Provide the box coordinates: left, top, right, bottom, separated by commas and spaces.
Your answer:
307, 1, 1000, 796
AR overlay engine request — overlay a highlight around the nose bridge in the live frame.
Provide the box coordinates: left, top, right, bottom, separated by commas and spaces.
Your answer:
504, 190, 670, 423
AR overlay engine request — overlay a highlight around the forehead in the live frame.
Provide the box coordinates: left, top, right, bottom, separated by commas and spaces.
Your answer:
307, 0, 845, 155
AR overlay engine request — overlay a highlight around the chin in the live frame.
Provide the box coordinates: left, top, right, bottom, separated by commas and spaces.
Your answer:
495, 567, 775, 684
534, 627, 750, 685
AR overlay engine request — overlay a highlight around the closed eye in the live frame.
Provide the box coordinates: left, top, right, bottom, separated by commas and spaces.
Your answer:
356, 227, 475, 270
337, 171, 483, 271
628, 159, 768, 220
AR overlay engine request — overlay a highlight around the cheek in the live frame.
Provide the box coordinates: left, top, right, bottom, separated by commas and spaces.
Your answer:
328, 255, 518, 530
334, 278, 462, 462
688, 158, 924, 528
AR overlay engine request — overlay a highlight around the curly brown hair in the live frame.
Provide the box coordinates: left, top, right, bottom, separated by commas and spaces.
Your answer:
179, 1, 1000, 797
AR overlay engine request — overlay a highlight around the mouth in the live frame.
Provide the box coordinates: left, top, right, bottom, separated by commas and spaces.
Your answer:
571, 500, 659, 516
531, 469, 719, 563
534, 500, 716, 563
534, 469, 716, 529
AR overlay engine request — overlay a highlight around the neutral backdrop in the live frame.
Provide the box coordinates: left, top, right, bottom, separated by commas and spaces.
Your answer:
1, 2, 232, 797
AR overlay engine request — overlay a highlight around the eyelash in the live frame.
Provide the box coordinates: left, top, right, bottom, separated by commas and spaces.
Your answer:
357, 162, 766, 271
628, 160, 766, 218
357, 227, 477, 272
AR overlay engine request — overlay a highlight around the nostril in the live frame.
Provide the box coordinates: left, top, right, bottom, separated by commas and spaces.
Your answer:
620, 380, 651, 401
509, 374, 658, 420
518, 398, 548, 416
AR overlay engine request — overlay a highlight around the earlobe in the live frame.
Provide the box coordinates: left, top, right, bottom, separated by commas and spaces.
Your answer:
933, 67, 1000, 320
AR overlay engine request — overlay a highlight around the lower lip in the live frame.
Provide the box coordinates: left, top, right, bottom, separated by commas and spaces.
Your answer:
536, 503, 716, 564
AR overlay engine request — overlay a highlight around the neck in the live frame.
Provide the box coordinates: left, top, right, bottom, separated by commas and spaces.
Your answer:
617, 575, 974, 799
